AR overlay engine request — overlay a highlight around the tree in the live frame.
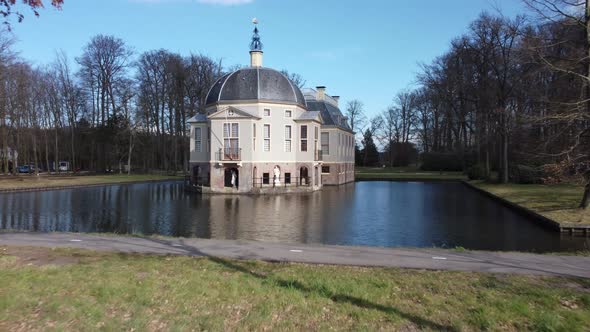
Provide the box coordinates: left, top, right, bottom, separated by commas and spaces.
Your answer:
523, 0, 590, 208
280, 69, 306, 89
1, 0, 63, 30
0, 30, 16, 173
360, 128, 379, 166
345, 99, 365, 133
360, 117, 382, 166
77, 34, 132, 172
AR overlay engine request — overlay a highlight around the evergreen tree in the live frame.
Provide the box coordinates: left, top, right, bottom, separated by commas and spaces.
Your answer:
361, 129, 379, 166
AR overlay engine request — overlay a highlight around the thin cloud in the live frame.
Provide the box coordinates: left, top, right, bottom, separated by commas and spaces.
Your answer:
197, 0, 253, 4
131, 0, 254, 5
306, 50, 337, 60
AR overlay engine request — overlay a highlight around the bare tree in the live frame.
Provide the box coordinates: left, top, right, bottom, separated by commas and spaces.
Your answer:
280, 69, 306, 89
77, 34, 132, 172
0, 30, 16, 173
523, 0, 590, 208
1, 0, 63, 30
344, 99, 365, 134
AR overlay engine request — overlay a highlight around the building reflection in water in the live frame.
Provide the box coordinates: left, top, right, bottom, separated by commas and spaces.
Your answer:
204, 183, 356, 244
0, 181, 587, 252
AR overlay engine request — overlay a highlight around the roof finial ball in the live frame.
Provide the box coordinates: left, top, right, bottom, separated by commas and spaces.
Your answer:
250, 18, 263, 67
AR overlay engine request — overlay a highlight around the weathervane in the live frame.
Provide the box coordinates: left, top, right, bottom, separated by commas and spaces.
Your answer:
250, 17, 263, 52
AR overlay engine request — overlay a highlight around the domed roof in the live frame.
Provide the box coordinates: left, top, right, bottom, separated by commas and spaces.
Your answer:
205, 67, 307, 109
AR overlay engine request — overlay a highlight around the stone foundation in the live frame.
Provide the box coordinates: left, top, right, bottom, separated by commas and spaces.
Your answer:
321, 162, 355, 185
190, 161, 322, 194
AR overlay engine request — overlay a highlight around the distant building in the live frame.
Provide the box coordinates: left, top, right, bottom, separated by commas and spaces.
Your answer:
0, 147, 18, 173
187, 23, 354, 193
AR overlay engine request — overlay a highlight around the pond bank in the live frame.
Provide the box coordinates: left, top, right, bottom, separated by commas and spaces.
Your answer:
467, 181, 590, 235
1, 232, 589, 278
355, 166, 466, 181
0, 174, 182, 193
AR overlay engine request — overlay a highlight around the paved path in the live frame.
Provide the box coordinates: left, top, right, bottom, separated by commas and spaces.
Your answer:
1, 232, 589, 278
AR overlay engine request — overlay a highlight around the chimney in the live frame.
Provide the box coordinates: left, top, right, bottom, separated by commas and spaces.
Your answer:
316, 86, 326, 100
250, 50, 263, 67
332, 96, 340, 106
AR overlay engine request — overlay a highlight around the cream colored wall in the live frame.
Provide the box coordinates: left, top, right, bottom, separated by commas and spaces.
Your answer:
190, 102, 353, 166
321, 127, 354, 164
191, 102, 319, 164
189, 123, 210, 163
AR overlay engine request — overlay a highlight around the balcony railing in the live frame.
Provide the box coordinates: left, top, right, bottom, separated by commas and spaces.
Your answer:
253, 176, 311, 188
217, 148, 241, 161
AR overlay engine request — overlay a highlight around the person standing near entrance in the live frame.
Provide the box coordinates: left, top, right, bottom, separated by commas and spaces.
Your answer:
231, 170, 237, 188
273, 166, 281, 186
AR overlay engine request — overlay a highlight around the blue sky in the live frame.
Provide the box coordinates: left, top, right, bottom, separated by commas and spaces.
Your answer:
8, 0, 526, 119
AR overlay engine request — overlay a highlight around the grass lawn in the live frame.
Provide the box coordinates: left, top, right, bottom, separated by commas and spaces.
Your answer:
472, 182, 589, 225
1, 247, 589, 331
0, 174, 181, 191
356, 166, 466, 180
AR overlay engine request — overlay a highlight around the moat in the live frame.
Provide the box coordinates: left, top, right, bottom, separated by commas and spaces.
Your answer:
1, 181, 587, 252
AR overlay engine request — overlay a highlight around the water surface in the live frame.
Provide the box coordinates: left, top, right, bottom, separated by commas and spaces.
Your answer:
1, 181, 587, 252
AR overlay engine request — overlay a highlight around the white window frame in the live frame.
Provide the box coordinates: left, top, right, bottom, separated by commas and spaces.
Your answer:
285, 125, 292, 152
263, 124, 271, 152
195, 127, 202, 152
321, 132, 329, 155
223, 123, 239, 155
285, 109, 292, 118
300, 125, 308, 152
263, 108, 271, 117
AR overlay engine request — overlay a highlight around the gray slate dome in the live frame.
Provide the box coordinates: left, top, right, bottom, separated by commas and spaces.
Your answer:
205, 67, 307, 108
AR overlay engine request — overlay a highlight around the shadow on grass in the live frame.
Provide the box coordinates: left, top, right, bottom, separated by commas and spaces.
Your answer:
142, 237, 458, 331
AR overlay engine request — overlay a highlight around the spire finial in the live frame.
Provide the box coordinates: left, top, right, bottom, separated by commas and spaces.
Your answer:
250, 18, 263, 52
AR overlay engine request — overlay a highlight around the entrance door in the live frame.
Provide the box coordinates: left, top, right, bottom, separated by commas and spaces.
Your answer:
224, 168, 239, 188
300, 167, 309, 185
314, 166, 318, 186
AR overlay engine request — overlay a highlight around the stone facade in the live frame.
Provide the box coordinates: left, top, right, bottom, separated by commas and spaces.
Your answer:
187, 27, 353, 194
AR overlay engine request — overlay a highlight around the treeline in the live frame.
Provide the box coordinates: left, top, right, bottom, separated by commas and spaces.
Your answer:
0, 34, 224, 174
354, 2, 589, 207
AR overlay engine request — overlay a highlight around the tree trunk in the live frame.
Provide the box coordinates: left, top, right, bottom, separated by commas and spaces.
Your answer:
70, 126, 76, 173
580, 181, 590, 209
127, 131, 134, 175
32, 132, 39, 176
502, 131, 508, 183
44, 132, 49, 173
54, 127, 59, 173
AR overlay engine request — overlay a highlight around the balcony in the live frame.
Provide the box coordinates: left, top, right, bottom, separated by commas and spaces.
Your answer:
314, 149, 323, 161
217, 148, 241, 161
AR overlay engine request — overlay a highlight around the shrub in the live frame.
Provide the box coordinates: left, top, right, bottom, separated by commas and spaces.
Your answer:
467, 164, 487, 180
420, 152, 464, 171
384, 142, 418, 167
509, 164, 545, 184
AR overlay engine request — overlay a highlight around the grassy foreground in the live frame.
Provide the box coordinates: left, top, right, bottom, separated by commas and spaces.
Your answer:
1, 247, 589, 331
356, 166, 466, 180
473, 182, 589, 225
0, 174, 181, 191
